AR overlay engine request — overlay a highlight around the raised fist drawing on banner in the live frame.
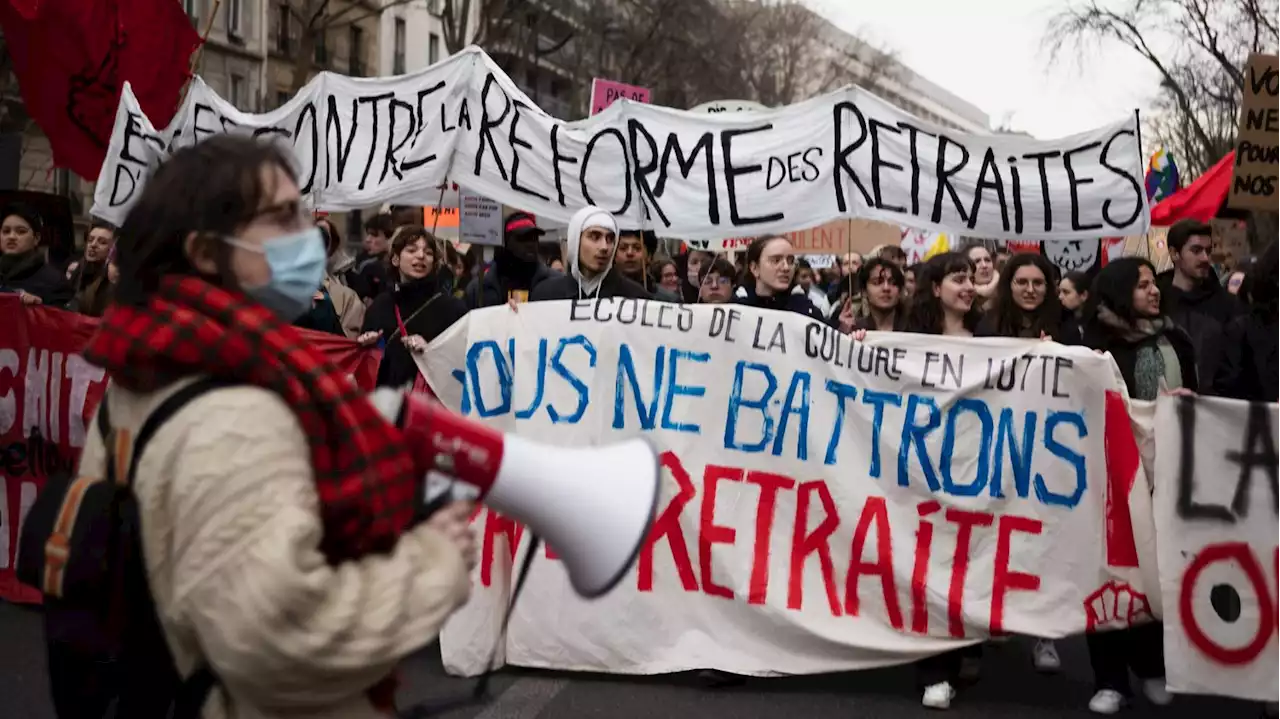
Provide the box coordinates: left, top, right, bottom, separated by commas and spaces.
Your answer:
1085, 579, 1154, 631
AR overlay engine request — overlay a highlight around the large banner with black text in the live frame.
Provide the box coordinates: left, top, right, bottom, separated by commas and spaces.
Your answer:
416, 300, 1163, 677
92, 47, 1150, 246
1154, 395, 1278, 703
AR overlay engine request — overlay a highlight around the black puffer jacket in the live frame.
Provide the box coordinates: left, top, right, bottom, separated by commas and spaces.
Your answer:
531, 268, 651, 301
734, 284, 825, 321
0, 250, 73, 307
1212, 313, 1278, 402
464, 251, 559, 309
1155, 270, 1241, 387
362, 275, 467, 388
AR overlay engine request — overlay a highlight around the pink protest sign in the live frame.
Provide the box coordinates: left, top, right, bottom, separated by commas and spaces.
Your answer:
589, 78, 651, 116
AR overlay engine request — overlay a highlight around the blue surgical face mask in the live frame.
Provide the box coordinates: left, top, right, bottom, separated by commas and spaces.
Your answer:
225, 227, 326, 320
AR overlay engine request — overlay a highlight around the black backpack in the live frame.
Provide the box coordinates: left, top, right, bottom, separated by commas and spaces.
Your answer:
17, 378, 229, 718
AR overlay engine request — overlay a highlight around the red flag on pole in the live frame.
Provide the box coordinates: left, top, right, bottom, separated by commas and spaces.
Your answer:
0, 0, 203, 179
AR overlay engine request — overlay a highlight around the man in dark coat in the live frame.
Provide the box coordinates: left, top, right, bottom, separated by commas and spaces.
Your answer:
1156, 219, 1242, 387
531, 206, 650, 301
464, 211, 560, 308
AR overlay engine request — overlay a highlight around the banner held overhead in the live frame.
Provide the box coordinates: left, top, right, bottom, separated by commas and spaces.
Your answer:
92, 47, 1151, 248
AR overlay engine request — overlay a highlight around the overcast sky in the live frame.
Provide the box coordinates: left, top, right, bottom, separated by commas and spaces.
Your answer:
811, 0, 1165, 140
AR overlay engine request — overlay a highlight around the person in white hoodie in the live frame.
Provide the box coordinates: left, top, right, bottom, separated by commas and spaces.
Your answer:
531, 206, 651, 301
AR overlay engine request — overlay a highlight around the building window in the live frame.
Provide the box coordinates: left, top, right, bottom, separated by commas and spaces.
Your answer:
394, 18, 406, 74
227, 0, 242, 37
349, 26, 364, 75
274, 2, 291, 54
314, 29, 328, 65
429, 33, 440, 65
184, 0, 199, 23
230, 74, 246, 107
277, 90, 291, 108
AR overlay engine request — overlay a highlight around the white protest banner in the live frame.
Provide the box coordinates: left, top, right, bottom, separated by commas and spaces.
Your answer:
1154, 395, 1279, 702
459, 189, 503, 247
416, 300, 1160, 677
92, 47, 1150, 247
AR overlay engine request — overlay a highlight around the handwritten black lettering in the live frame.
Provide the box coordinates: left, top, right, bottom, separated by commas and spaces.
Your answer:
722, 123, 781, 225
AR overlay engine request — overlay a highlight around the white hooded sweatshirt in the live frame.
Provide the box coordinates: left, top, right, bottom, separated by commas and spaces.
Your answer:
565, 205, 619, 299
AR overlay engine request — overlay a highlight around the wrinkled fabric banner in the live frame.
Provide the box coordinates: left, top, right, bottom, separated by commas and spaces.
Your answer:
416, 300, 1159, 677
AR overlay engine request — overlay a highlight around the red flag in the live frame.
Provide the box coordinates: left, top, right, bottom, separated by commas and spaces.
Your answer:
1150, 151, 1234, 226
0, 0, 202, 179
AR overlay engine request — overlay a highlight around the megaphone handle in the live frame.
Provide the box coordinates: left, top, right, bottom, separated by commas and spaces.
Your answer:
396, 534, 542, 719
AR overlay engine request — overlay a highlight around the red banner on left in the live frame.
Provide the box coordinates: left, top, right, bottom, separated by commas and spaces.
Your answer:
0, 295, 381, 603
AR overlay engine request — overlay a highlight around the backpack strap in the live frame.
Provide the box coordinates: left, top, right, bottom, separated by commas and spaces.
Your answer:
103, 376, 236, 719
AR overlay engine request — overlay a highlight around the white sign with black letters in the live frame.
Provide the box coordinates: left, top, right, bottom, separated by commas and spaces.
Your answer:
92, 47, 1151, 247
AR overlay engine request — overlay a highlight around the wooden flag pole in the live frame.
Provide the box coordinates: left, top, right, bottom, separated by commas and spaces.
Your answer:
178, 0, 223, 106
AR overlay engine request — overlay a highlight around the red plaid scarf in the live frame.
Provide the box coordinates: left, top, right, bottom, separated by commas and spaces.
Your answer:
83, 276, 419, 562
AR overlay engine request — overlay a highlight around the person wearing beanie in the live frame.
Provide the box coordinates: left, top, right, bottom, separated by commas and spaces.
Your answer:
463, 211, 560, 308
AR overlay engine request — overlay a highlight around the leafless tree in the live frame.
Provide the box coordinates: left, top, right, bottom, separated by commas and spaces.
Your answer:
1047, 0, 1277, 177
281, 0, 425, 93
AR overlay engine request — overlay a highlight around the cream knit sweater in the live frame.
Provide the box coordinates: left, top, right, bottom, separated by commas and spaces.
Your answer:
78, 381, 471, 718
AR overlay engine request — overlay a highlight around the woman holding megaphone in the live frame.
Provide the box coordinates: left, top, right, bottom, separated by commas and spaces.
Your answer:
64, 136, 477, 719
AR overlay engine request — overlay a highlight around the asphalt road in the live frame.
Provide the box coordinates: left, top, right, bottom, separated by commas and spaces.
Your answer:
0, 600, 1262, 719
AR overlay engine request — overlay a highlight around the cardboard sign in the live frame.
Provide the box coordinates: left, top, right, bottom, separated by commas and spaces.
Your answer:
590, 78, 651, 116
1210, 218, 1250, 271
1228, 53, 1279, 211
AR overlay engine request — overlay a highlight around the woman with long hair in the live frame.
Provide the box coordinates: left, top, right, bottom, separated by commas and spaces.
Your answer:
849, 257, 907, 331
73, 135, 474, 718
1081, 257, 1197, 401
358, 226, 467, 388
906, 252, 981, 337
976, 253, 1064, 340
1078, 256, 1190, 714
734, 234, 823, 319
66, 220, 117, 316
904, 251, 981, 710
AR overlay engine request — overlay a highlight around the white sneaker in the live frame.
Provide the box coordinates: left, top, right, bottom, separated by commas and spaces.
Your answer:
1089, 689, 1126, 714
1142, 678, 1172, 706
1033, 639, 1061, 673
922, 681, 956, 710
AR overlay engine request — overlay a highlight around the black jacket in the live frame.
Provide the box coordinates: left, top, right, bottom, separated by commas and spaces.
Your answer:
0, 251, 73, 307
362, 275, 467, 388
465, 253, 559, 309
530, 267, 652, 301
734, 284, 825, 321
1212, 313, 1278, 403
349, 252, 390, 301
1156, 270, 1241, 387
1081, 318, 1199, 398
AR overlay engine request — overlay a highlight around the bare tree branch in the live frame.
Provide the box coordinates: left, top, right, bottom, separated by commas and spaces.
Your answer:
1046, 0, 1276, 176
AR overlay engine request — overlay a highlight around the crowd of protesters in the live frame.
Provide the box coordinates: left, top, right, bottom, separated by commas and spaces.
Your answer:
1, 135, 1276, 719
